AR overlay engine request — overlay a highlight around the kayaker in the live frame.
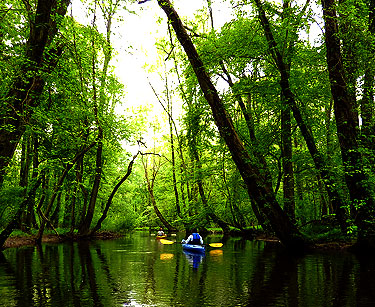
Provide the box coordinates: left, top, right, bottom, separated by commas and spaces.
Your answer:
182, 229, 203, 245
157, 227, 165, 236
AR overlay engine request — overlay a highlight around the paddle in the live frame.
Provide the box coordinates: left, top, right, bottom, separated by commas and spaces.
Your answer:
159, 239, 223, 248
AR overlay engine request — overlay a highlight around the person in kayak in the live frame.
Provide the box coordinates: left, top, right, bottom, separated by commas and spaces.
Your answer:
157, 227, 165, 236
182, 229, 203, 245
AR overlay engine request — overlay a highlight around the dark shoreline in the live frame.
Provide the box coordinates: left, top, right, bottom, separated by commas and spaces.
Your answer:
1, 231, 123, 250
1, 230, 354, 252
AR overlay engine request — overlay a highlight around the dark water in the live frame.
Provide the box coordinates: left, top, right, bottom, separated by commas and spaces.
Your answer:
0, 232, 375, 306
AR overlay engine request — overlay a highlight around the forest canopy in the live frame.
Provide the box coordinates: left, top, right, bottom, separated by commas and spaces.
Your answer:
1, 0, 375, 251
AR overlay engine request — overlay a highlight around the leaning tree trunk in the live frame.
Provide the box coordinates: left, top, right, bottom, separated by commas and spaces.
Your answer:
90, 152, 139, 235
0, 175, 43, 249
253, 0, 349, 232
156, 0, 307, 250
147, 182, 175, 233
143, 156, 175, 233
36, 142, 95, 243
322, 0, 375, 249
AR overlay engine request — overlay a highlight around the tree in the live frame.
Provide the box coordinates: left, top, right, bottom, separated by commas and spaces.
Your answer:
322, 0, 375, 249
142, 153, 176, 232
0, 0, 71, 185
91, 151, 139, 234
156, 0, 307, 250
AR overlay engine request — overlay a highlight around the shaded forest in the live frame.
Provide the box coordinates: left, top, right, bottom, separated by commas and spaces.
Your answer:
1, 0, 375, 251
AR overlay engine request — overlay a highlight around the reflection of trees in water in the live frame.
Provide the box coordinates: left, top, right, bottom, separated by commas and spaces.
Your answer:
68, 243, 80, 307
2, 239, 375, 306
77, 241, 104, 307
143, 248, 157, 304
0, 245, 73, 306
198, 253, 208, 297
177, 250, 209, 305
169, 249, 181, 306
322, 253, 354, 306
355, 254, 375, 305
0, 242, 136, 307
243, 245, 363, 306
231, 238, 251, 301
16, 247, 35, 305
0, 250, 20, 306
93, 244, 120, 292
245, 244, 299, 306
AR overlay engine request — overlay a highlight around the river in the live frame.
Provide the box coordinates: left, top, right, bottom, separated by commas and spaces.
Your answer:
0, 231, 374, 306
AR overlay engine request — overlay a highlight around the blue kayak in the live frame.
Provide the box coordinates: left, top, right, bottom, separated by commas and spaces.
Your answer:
182, 243, 205, 253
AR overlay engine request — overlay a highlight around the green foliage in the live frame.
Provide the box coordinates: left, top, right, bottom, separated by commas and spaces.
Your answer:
0, 186, 24, 225
1, 0, 375, 247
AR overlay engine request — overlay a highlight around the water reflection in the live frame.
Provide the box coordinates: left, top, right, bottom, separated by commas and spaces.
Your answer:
0, 233, 375, 306
209, 249, 223, 258
182, 250, 204, 270
160, 253, 174, 261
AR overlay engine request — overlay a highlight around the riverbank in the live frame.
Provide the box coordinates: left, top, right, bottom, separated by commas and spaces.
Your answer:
1, 231, 354, 251
1, 231, 123, 250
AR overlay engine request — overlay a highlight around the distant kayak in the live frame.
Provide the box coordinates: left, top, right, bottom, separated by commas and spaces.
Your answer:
156, 235, 167, 239
182, 243, 205, 253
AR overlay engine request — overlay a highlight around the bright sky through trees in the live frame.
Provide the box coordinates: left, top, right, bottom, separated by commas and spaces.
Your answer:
70, 0, 319, 150
71, 0, 233, 131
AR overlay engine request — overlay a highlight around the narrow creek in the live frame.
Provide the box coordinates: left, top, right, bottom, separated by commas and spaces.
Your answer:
0, 231, 374, 306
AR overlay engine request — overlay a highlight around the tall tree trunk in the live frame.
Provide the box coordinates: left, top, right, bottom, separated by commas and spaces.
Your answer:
168, 98, 181, 217
253, 0, 348, 232
157, 0, 306, 250
68, 185, 78, 234
79, 0, 119, 235
76, 151, 89, 229
19, 134, 32, 231
171, 50, 198, 217
281, 104, 295, 221
322, 0, 375, 249
150, 75, 182, 217
79, 129, 103, 235
0, 0, 70, 185
323, 99, 334, 216
361, 0, 375, 168
50, 191, 62, 226
280, 1, 296, 221
322, 0, 368, 208
19, 135, 31, 193
25, 133, 39, 229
